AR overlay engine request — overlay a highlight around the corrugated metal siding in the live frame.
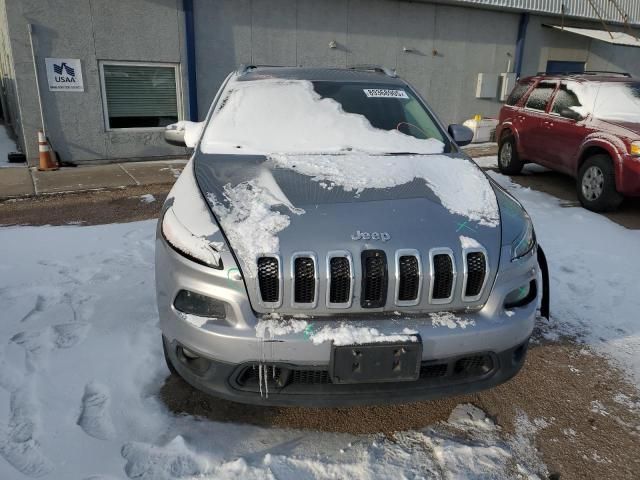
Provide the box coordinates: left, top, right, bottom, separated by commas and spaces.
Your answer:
442, 0, 640, 25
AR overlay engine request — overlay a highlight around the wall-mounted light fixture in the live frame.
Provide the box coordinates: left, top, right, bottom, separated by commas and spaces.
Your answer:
329, 40, 337, 49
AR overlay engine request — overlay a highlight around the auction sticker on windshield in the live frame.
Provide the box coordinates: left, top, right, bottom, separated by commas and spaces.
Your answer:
363, 88, 409, 99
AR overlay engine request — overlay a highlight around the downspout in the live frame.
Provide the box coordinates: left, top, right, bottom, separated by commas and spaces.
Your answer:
514, 13, 529, 78
183, 0, 198, 120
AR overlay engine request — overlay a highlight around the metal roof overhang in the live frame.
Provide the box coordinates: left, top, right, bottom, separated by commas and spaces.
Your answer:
548, 25, 640, 48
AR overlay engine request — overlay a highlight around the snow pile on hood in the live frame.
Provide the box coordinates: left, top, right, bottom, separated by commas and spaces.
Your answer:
206, 174, 304, 276
460, 235, 482, 249
269, 153, 499, 226
310, 324, 418, 346
200, 79, 445, 155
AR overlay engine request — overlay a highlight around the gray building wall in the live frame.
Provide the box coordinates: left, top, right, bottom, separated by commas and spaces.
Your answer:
193, 0, 640, 127
194, 0, 521, 126
4, 0, 190, 166
0, 0, 23, 146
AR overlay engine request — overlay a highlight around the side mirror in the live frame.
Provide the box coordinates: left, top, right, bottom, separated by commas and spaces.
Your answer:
448, 124, 474, 147
164, 121, 204, 148
164, 123, 186, 147
560, 108, 584, 121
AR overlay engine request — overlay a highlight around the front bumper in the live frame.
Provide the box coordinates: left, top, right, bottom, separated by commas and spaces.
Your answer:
164, 335, 529, 406
156, 234, 539, 406
618, 154, 640, 196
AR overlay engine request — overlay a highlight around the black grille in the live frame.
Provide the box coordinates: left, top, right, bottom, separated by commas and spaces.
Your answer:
398, 255, 420, 301
465, 252, 486, 298
361, 250, 388, 308
292, 369, 331, 385
420, 363, 448, 378
454, 355, 493, 376
432, 254, 454, 300
257, 257, 279, 303
329, 257, 351, 304
236, 365, 331, 388
294, 257, 315, 303
237, 365, 283, 388
234, 355, 495, 393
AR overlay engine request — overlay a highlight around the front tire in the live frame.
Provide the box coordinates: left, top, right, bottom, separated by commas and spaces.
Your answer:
498, 134, 524, 175
577, 154, 623, 212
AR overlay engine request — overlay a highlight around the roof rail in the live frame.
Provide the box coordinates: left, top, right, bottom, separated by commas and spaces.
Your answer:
348, 64, 397, 78
236, 64, 297, 76
537, 70, 631, 77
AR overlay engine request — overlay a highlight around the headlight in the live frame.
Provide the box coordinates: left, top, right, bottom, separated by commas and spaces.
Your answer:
162, 207, 224, 268
511, 217, 536, 261
630, 141, 640, 156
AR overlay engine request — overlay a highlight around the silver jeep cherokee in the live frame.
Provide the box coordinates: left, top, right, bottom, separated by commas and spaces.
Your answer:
156, 65, 549, 406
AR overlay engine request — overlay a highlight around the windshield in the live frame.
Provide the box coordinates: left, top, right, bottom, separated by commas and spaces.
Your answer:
200, 79, 447, 155
312, 82, 446, 143
593, 82, 640, 122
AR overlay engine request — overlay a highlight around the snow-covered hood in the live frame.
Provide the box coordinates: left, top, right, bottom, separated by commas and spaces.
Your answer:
194, 152, 502, 313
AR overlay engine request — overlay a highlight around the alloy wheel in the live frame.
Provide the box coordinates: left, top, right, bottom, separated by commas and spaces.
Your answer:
581, 165, 605, 201
500, 142, 512, 167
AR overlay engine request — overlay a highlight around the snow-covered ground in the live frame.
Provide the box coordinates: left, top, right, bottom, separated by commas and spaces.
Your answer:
1, 160, 638, 478
0, 123, 20, 167
0, 221, 549, 479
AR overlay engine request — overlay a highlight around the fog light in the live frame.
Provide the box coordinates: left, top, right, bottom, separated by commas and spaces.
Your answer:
181, 347, 199, 359
174, 290, 226, 318
504, 281, 536, 309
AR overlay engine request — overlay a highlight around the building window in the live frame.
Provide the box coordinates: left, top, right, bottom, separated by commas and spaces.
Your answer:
100, 62, 181, 130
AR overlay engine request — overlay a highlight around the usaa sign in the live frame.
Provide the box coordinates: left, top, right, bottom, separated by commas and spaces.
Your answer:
45, 58, 84, 92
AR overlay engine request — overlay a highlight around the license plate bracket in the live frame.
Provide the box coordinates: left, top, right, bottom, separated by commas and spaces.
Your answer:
330, 340, 422, 384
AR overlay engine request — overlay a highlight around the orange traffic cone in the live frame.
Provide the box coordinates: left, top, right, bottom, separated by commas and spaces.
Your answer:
37, 130, 58, 171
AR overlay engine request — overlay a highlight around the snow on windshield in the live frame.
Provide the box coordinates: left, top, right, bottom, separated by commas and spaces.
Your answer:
200, 79, 445, 155
268, 153, 500, 227
563, 81, 640, 122
593, 83, 640, 122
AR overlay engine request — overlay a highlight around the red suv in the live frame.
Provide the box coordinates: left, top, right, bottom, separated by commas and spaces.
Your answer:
496, 72, 640, 211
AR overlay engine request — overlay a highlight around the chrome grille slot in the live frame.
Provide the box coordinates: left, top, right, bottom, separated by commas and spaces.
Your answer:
361, 250, 387, 308
429, 249, 455, 304
257, 256, 281, 306
329, 256, 351, 305
293, 255, 316, 306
